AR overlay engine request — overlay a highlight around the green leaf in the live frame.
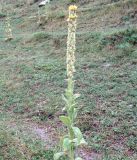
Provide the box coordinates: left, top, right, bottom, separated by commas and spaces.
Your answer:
72, 127, 83, 140
74, 137, 87, 146
75, 157, 83, 160
63, 138, 71, 152
59, 116, 71, 126
73, 108, 77, 119
80, 138, 87, 145
62, 94, 68, 105
54, 152, 64, 160
72, 127, 87, 146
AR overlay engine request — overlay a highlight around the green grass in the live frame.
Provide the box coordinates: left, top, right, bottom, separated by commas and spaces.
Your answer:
0, 0, 137, 159
0, 13, 6, 18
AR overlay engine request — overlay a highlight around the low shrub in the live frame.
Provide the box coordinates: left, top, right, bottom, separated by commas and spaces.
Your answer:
100, 28, 137, 47
31, 32, 50, 42
0, 13, 6, 18
0, 130, 29, 159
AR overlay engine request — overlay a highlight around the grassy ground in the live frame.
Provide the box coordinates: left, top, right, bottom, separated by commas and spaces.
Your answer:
0, 0, 137, 159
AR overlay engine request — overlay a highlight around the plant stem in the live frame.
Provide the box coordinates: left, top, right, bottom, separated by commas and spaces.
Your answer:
69, 128, 75, 160
66, 6, 77, 160
67, 78, 75, 160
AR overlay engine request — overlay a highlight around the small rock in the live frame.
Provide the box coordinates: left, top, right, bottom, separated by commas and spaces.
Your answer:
102, 63, 111, 68
39, 0, 50, 7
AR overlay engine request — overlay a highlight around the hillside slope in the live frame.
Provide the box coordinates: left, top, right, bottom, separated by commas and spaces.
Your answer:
0, 0, 137, 159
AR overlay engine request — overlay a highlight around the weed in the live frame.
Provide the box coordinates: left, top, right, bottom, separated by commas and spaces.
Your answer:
55, 5, 86, 160
100, 28, 137, 48
0, 13, 6, 18
32, 32, 50, 42
56, 10, 66, 19
0, 129, 30, 159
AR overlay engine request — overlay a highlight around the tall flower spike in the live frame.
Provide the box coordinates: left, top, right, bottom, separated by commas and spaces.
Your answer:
54, 5, 86, 160
5, 13, 13, 41
67, 5, 77, 79
37, 7, 41, 25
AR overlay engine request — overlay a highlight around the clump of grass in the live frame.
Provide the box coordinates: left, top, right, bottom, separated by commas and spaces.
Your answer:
31, 31, 50, 42
56, 10, 66, 19
0, 129, 31, 159
0, 12, 6, 18
100, 28, 137, 47
99, 28, 137, 57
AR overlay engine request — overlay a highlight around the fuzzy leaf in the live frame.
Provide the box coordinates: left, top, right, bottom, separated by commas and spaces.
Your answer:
73, 108, 77, 119
72, 127, 83, 140
63, 138, 71, 152
62, 94, 68, 105
54, 152, 64, 160
60, 116, 71, 126
73, 137, 87, 146
80, 138, 87, 145
72, 127, 87, 146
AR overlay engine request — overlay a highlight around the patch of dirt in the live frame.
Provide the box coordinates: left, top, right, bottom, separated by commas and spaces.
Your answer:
4, 118, 102, 159
78, 147, 102, 160
32, 124, 58, 148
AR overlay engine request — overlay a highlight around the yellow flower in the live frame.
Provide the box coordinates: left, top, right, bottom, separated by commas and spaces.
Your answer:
69, 5, 77, 11
68, 14, 77, 20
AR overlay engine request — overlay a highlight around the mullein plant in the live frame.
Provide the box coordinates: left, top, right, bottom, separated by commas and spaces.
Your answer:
37, 7, 41, 25
37, 5, 47, 25
0, 0, 4, 12
5, 12, 13, 41
54, 5, 87, 160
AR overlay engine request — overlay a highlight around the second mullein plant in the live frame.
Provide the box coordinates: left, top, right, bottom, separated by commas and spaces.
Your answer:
54, 5, 87, 160
5, 12, 13, 41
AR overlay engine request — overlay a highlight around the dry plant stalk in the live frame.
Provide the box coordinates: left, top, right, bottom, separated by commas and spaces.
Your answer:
5, 13, 13, 41
37, 7, 41, 25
